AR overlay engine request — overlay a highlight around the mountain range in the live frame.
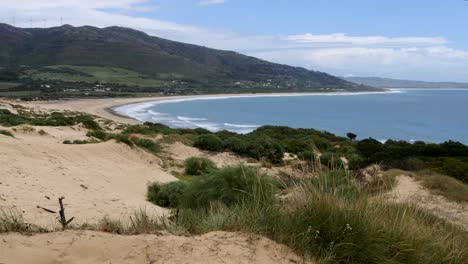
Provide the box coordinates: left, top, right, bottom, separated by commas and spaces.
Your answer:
0, 23, 373, 92
344, 77, 468, 89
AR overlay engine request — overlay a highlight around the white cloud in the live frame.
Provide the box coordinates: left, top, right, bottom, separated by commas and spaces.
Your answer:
284, 33, 447, 46
2, 0, 468, 82
199, 0, 226, 6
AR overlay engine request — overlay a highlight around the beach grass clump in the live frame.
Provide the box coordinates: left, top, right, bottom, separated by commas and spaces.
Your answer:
0, 108, 102, 130
180, 166, 277, 209
63, 139, 98, 145
172, 167, 468, 264
0, 129, 14, 137
193, 134, 224, 152
147, 181, 190, 208
416, 170, 468, 202
86, 130, 108, 141
184, 157, 217, 176
133, 138, 161, 154
0, 209, 32, 233
96, 210, 163, 235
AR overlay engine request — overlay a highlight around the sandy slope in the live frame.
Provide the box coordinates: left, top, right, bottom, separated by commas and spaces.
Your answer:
0, 230, 306, 264
388, 175, 468, 229
0, 126, 176, 227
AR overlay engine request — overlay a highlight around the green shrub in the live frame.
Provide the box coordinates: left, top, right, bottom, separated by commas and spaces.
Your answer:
86, 130, 108, 140
297, 150, 315, 162
114, 134, 133, 146
134, 138, 160, 154
223, 136, 248, 154
346, 153, 365, 170
320, 152, 339, 168
0, 129, 14, 137
193, 134, 224, 152
184, 157, 217, 176
0, 109, 30, 126
249, 136, 284, 163
429, 157, 468, 184
147, 181, 189, 208
74, 115, 101, 130
180, 166, 277, 209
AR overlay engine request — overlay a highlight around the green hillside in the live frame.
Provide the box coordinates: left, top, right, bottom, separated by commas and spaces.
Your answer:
0, 23, 377, 98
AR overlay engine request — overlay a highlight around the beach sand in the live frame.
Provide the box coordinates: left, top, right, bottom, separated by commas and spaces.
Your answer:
0, 230, 307, 264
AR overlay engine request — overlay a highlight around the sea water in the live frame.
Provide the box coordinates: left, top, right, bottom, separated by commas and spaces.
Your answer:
116, 89, 468, 144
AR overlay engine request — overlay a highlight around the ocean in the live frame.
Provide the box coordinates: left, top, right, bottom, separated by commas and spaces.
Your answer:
115, 89, 468, 144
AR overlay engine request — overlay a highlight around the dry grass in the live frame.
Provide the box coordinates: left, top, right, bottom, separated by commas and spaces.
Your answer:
415, 170, 468, 203
0, 129, 14, 137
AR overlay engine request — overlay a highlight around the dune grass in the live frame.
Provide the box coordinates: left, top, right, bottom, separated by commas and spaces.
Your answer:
184, 157, 217, 176
415, 170, 468, 203
0, 129, 14, 137
148, 166, 468, 264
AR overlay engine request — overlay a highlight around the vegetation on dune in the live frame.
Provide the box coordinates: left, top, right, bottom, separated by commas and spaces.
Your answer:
184, 157, 217, 176
1, 108, 467, 263
0, 129, 14, 137
147, 165, 468, 264
415, 170, 468, 203
0, 108, 101, 130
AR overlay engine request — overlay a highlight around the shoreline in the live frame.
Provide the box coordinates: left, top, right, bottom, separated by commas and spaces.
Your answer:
108, 90, 400, 124
12, 90, 398, 126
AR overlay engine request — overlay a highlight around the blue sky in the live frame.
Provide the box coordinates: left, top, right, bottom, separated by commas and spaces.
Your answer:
2, 0, 468, 82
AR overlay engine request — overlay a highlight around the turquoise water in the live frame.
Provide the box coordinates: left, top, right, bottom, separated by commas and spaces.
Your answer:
116, 89, 468, 144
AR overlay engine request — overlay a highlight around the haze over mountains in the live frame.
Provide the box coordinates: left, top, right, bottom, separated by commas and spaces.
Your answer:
345, 77, 468, 89
0, 23, 372, 92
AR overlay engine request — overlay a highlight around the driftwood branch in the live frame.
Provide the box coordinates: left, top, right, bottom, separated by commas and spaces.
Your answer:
57, 196, 74, 229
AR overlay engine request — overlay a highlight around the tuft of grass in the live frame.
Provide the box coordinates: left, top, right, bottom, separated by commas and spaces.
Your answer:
95, 210, 164, 235
37, 129, 48, 136
0, 129, 14, 137
63, 139, 98, 145
86, 130, 108, 141
184, 157, 217, 176
416, 170, 468, 203
133, 138, 161, 154
0, 209, 33, 233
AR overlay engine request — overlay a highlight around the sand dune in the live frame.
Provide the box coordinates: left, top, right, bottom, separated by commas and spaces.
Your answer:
0, 126, 176, 227
0, 230, 306, 264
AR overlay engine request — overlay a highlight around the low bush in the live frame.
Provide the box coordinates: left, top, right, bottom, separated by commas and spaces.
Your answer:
0, 129, 14, 137
184, 157, 217, 176
180, 166, 277, 209
74, 115, 101, 130
114, 134, 133, 146
193, 134, 224, 152
249, 136, 284, 163
63, 139, 97, 145
147, 181, 189, 208
134, 138, 160, 154
223, 136, 248, 154
86, 130, 108, 141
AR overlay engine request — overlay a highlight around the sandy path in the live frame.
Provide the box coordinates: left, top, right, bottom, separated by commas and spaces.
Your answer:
388, 175, 468, 229
0, 230, 306, 264
0, 127, 176, 227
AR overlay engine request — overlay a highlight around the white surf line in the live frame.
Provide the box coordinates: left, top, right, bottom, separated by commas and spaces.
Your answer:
114, 89, 404, 119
